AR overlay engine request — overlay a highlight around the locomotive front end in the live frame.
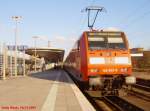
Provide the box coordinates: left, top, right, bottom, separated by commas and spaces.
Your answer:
86, 31, 136, 94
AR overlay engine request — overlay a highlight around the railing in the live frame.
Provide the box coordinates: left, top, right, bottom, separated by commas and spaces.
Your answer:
0, 43, 29, 79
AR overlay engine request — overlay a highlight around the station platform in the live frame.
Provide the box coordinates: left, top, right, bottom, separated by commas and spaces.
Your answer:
0, 69, 95, 111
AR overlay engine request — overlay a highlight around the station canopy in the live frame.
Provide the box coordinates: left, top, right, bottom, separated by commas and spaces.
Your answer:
26, 47, 64, 63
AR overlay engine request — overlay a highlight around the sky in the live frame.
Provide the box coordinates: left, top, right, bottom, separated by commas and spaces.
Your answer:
0, 0, 150, 56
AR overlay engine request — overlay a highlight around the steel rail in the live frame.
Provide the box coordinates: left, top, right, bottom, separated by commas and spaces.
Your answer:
103, 96, 144, 111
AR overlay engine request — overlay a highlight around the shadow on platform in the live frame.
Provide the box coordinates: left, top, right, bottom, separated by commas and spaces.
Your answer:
28, 69, 73, 84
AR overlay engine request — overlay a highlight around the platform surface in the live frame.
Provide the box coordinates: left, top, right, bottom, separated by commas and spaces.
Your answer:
0, 69, 95, 111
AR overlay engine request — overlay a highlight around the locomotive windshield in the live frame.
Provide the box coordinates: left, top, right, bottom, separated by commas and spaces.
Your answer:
88, 32, 126, 50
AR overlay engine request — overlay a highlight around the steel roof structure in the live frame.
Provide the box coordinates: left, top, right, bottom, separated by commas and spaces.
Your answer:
26, 47, 64, 63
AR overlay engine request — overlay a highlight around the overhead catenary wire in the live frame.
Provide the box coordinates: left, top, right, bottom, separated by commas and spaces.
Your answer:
123, 10, 150, 29
86, 0, 149, 49
114, 0, 150, 43
117, 0, 150, 29
66, 0, 97, 58
123, 8, 150, 37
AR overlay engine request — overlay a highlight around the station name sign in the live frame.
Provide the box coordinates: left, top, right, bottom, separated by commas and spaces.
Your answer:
7, 45, 28, 51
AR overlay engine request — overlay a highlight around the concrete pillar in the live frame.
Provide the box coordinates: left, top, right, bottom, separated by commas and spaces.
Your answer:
10, 51, 13, 77
2, 43, 6, 80
23, 50, 26, 76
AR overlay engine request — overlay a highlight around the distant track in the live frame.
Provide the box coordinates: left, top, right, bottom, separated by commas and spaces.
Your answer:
102, 96, 144, 111
123, 83, 150, 102
133, 84, 150, 92
84, 90, 145, 111
136, 78, 150, 88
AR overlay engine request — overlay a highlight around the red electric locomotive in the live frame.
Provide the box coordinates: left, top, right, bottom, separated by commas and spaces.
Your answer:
64, 6, 136, 95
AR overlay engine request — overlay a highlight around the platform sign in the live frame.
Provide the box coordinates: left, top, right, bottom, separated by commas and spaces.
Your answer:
7, 45, 28, 51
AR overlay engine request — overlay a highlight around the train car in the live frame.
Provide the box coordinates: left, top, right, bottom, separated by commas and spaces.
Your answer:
64, 30, 136, 95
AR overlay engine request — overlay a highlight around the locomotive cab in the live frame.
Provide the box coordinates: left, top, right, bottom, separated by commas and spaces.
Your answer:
85, 31, 136, 95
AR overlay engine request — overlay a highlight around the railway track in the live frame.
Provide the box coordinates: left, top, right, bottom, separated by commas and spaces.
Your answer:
123, 84, 150, 102
133, 84, 150, 92
119, 78, 150, 102
84, 90, 144, 111
101, 96, 144, 111
64, 69, 145, 111
122, 78, 150, 102
136, 78, 150, 88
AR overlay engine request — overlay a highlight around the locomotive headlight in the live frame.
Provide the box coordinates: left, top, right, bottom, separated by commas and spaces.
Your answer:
120, 68, 124, 72
120, 68, 128, 72
103, 69, 106, 72
124, 68, 128, 72
90, 69, 99, 72
115, 69, 118, 72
